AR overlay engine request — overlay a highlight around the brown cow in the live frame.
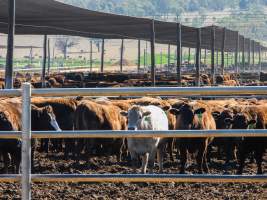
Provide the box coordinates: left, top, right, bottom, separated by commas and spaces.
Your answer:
74, 100, 127, 163
170, 103, 216, 174
228, 105, 267, 174
0, 99, 60, 173
32, 97, 77, 158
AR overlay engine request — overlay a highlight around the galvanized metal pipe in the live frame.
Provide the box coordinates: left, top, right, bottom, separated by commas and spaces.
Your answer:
0, 174, 21, 183
31, 86, 267, 97
0, 89, 21, 97
0, 131, 21, 139
31, 129, 267, 139
5, 0, 15, 89
31, 174, 267, 183
21, 83, 31, 200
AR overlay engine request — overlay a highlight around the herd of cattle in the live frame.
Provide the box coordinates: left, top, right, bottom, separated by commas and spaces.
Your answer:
0, 94, 266, 175
0, 72, 248, 89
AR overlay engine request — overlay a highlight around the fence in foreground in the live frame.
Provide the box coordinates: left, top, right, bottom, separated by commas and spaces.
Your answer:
0, 84, 267, 200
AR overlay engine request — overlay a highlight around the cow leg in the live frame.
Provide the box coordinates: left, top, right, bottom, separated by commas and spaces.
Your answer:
148, 150, 157, 174
179, 144, 187, 174
255, 148, 264, 174
168, 139, 174, 162
237, 142, 250, 175
3, 152, 10, 173
196, 145, 206, 174
130, 151, 138, 173
157, 148, 163, 173
141, 153, 149, 174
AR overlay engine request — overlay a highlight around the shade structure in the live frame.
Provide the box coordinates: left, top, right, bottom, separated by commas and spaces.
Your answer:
0, 0, 265, 52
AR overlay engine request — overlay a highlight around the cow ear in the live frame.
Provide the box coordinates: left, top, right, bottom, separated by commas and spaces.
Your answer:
142, 111, 151, 117
45, 105, 53, 113
162, 106, 170, 111
194, 108, 206, 115
169, 108, 180, 115
212, 111, 220, 119
224, 118, 233, 125
76, 96, 83, 101
120, 111, 128, 117
248, 119, 256, 125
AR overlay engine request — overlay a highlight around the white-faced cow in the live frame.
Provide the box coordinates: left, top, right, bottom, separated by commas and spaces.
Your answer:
121, 105, 169, 174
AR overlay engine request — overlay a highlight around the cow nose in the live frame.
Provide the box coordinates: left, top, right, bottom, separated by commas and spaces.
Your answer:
128, 127, 136, 130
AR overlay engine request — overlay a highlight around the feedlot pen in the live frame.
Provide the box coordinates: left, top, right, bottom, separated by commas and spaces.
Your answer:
0, 84, 267, 200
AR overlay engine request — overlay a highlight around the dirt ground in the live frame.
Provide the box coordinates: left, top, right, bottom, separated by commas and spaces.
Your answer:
0, 146, 266, 199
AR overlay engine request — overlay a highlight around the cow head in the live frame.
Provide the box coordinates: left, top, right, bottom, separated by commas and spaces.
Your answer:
31, 105, 62, 131
213, 109, 233, 129
224, 112, 256, 129
169, 104, 206, 129
120, 106, 151, 130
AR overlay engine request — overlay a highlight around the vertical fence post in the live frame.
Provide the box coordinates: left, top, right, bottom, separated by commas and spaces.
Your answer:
252, 40, 255, 72
221, 28, 226, 75
41, 35, 47, 88
120, 39, 124, 73
259, 45, 262, 74
176, 23, 182, 86
235, 31, 239, 74
188, 48, 191, 64
150, 19, 156, 86
137, 40, 141, 73
5, 0, 15, 89
47, 39, 51, 75
195, 28, 201, 87
22, 83, 31, 200
167, 44, 170, 73
101, 38, 105, 73
211, 26, 215, 84
90, 40, 93, 73
242, 37, 245, 72
248, 39, 251, 71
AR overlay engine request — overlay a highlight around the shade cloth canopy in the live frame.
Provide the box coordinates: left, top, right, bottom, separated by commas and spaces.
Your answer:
0, 0, 265, 52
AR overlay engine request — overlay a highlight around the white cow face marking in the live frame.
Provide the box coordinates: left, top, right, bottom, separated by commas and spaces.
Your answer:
48, 113, 62, 131
122, 107, 151, 130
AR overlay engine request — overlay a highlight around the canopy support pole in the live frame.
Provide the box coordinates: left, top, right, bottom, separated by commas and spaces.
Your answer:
167, 44, 170, 74
204, 49, 207, 67
242, 37, 245, 72
196, 28, 201, 87
101, 39, 105, 73
41, 35, 47, 88
120, 39, 124, 73
259, 45, 262, 74
150, 20, 156, 86
248, 39, 251, 71
5, 0, 15, 89
176, 23, 182, 86
252, 40, 255, 72
235, 31, 239, 74
188, 48, 191, 64
137, 40, 141, 73
47, 38, 51, 75
211, 26, 215, 84
90, 40, 93, 73
221, 27, 226, 75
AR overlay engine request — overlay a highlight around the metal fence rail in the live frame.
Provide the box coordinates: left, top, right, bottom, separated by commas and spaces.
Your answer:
31, 86, 267, 97
29, 129, 267, 139
1, 84, 267, 200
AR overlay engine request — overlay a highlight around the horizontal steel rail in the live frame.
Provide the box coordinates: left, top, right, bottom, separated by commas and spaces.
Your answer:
31, 130, 267, 139
0, 131, 21, 139
0, 89, 21, 97
31, 86, 267, 97
31, 174, 267, 183
0, 175, 21, 182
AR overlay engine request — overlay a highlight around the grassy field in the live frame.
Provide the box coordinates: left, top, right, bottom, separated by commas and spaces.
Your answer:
0, 52, 262, 70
